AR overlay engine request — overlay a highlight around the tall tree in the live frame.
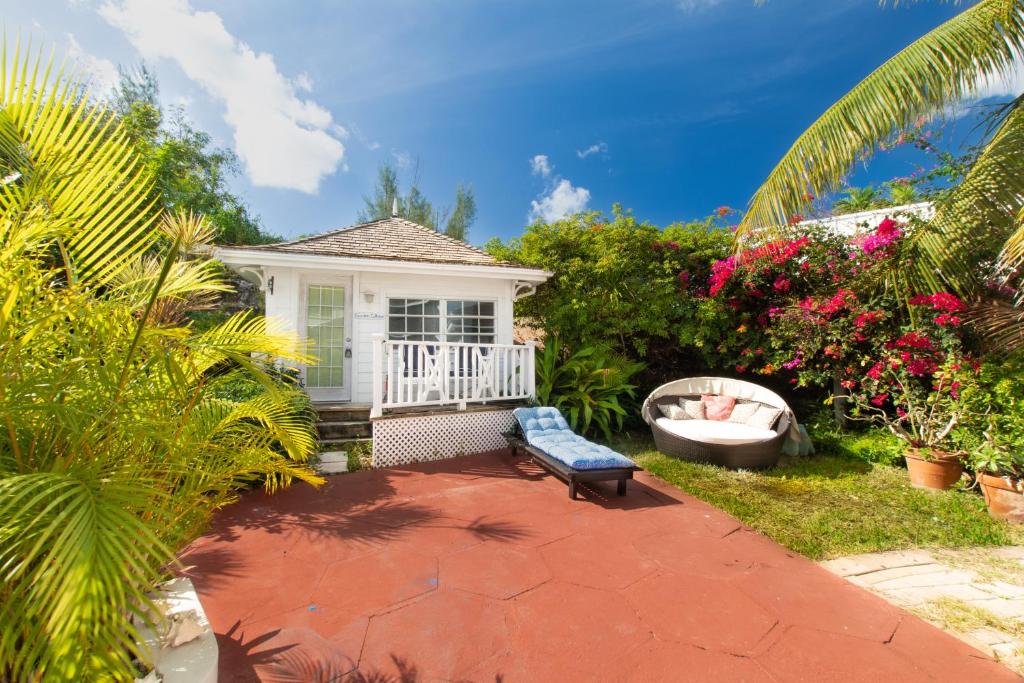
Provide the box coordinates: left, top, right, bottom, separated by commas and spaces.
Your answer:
113, 66, 279, 245
831, 186, 884, 214
446, 183, 477, 242
358, 161, 477, 241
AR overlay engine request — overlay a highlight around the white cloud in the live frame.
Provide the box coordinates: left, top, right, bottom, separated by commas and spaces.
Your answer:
530, 178, 590, 222
970, 57, 1024, 101
392, 150, 412, 169
65, 34, 119, 94
677, 0, 723, 12
294, 72, 314, 93
529, 154, 552, 177
576, 141, 608, 159
99, 0, 345, 193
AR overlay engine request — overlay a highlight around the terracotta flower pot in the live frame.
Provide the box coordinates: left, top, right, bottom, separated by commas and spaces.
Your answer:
978, 472, 1024, 523
904, 449, 964, 490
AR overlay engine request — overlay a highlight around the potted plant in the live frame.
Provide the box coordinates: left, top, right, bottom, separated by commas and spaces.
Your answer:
850, 293, 976, 490
969, 444, 1024, 521
958, 352, 1024, 520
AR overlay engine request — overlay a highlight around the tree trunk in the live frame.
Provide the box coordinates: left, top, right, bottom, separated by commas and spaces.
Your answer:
832, 372, 849, 430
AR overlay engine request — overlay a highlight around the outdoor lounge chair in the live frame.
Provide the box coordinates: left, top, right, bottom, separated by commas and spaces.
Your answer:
505, 406, 640, 499
641, 377, 794, 470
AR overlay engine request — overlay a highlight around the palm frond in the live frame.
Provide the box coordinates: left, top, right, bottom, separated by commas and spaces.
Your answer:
914, 99, 1024, 294
0, 37, 159, 285
738, 0, 1024, 238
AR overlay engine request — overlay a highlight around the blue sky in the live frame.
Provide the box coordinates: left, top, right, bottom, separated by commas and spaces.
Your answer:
9, 1, 1020, 243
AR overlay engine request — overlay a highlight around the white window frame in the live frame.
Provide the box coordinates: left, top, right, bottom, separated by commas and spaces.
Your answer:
386, 297, 497, 345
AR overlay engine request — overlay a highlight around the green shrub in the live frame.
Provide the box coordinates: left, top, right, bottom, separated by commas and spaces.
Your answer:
957, 351, 1024, 476
535, 337, 644, 440
806, 411, 906, 466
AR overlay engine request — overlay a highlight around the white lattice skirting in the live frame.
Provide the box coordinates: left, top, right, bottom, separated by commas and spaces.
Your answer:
372, 409, 516, 468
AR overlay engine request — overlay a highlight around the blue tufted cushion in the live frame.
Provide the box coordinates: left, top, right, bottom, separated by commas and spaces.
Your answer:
512, 407, 636, 471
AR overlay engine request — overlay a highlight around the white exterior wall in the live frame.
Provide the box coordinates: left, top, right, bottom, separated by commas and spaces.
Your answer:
259, 264, 516, 404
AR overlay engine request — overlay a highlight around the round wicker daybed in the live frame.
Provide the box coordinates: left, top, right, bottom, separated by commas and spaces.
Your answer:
641, 377, 793, 470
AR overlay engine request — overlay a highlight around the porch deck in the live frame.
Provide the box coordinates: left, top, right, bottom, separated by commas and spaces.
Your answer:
180, 450, 1013, 681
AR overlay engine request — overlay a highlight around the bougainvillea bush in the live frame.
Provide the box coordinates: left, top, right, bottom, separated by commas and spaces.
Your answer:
848, 293, 978, 452
692, 218, 907, 383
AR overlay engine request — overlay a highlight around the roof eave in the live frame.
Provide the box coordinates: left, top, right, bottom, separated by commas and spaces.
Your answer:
213, 247, 552, 282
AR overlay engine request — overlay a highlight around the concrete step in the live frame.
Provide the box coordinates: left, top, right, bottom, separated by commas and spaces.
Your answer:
314, 404, 372, 422
318, 436, 372, 451
317, 420, 372, 440
315, 450, 348, 475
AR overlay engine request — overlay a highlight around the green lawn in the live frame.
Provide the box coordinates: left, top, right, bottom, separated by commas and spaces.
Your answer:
613, 433, 1024, 561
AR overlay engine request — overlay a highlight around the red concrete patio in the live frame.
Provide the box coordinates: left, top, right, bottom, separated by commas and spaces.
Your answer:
181, 450, 1017, 682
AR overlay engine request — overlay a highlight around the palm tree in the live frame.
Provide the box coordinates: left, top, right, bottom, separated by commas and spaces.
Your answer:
831, 186, 885, 214
737, 0, 1024, 296
0, 43, 320, 680
886, 180, 920, 206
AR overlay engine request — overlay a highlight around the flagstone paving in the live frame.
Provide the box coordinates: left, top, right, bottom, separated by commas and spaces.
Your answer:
823, 547, 1024, 674
181, 450, 1018, 681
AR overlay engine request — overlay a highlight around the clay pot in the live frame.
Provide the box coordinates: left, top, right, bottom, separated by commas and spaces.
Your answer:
904, 449, 964, 490
978, 472, 1024, 523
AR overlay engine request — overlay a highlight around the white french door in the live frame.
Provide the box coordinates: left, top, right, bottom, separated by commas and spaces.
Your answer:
303, 282, 352, 402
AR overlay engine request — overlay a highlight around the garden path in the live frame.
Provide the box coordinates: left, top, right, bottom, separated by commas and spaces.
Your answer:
823, 546, 1024, 674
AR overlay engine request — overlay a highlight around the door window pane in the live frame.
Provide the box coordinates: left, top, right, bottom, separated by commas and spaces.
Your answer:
306, 285, 346, 388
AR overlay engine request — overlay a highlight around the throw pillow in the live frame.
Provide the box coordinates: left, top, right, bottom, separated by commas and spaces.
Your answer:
658, 403, 687, 420
728, 401, 760, 424
678, 398, 705, 420
702, 394, 736, 421
748, 405, 783, 430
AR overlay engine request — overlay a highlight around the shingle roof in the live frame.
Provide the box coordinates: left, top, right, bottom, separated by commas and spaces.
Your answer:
237, 216, 513, 267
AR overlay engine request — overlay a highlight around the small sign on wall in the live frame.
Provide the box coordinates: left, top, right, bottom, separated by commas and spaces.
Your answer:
354, 312, 385, 320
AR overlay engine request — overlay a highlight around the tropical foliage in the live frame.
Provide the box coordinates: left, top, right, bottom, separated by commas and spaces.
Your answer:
736, 0, 1024, 300
957, 351, 1024, 476
534, 338, 643, 440
113, 66, 279, 245
486, 205, 733, 374
359, 161, 478, 241
0, 45, 319, 680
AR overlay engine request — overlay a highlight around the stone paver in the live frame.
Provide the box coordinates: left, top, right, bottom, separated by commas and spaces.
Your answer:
184, 450, 1016, 681
823, 547, 1024, 674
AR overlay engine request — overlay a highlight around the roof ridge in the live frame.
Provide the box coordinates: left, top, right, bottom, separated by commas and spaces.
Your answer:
392, 217, 494, 258
264, 217, 390, 248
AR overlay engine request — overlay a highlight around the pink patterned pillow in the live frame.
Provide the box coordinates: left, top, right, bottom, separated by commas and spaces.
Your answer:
701, 394, 736, 421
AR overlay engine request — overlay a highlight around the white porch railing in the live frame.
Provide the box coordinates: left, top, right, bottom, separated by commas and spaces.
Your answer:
370, 334, 536, 418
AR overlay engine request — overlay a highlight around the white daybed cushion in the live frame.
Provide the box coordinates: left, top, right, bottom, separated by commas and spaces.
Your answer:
655, 418, 777, 446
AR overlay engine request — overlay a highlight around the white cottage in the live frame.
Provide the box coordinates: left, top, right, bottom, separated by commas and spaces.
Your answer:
215, 213, 551, 466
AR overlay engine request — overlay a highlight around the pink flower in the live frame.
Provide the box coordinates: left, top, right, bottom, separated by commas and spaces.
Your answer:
934, 313, 961, 327
854, 311, 884, 328
716, 206, 732, 217
708, 256, 737, 296
866, 362, 884, 380
782, 356, 802, 370
855, 218, 903, 255
773, 275, 791, 293
909, 292, 967, 313
871, 394, 889, 407
893, 332, 932, 350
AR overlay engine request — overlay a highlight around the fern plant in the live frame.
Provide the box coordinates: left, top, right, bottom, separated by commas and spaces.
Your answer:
0, 41, 320, 680
535, 337, 643, 441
